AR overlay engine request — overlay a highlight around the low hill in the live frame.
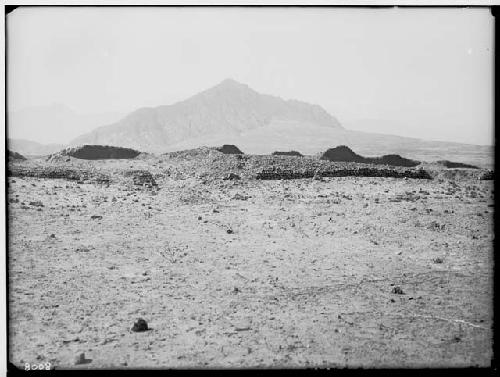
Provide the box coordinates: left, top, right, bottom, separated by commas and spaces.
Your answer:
321, 146, 420, 167
375, 154, 420, 168
320, 145, 366, 163
436, 160, 480, 169
8, 150, 27, 161
216, 145, 244, 155
52, 145, 141, 160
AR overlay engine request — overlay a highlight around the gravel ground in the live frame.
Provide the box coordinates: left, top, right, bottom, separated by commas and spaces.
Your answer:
7, 157, 493, 369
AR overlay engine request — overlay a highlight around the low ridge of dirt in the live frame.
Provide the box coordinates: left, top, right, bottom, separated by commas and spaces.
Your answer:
436, 160, 480, 169
375, 154, 420, 168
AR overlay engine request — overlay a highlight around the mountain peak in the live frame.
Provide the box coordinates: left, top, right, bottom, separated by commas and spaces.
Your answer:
70, 80, 344, 152
211, 78, 253, 93
218, 78, 245, 87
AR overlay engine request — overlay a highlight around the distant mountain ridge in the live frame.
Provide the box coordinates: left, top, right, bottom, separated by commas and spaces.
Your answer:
70, 78, 343, 152
8, 138, 65, 156
8, 79, 493, 169
8, 103, 124, 145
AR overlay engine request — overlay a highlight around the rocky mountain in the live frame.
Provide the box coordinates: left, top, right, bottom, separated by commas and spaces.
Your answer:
67, 78, 493, 169
70, 79, 343, 152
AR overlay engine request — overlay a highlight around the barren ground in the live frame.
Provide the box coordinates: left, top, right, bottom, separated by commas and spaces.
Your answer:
8, 157, 493, 369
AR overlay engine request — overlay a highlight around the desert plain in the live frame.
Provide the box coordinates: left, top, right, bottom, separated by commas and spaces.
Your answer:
7, 149, 494, 369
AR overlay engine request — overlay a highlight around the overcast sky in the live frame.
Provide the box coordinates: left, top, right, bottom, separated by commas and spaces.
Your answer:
7, 7, 494, 145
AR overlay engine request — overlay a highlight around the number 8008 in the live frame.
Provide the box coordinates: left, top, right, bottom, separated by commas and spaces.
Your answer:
25, 362, 51, 370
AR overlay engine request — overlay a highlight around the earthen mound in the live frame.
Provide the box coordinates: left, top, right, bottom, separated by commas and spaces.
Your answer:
56, 145, 141, 160
216, 145, 244, 155
8, 150, 26, 161
320, 146, 365, 163
320, 146, 420, 168
375, 154, 420, 168
272, 151, 303, 157
436, 160, 479, 169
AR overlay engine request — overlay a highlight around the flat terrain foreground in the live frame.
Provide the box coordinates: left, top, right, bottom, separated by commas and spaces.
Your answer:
8, 174, 493, 368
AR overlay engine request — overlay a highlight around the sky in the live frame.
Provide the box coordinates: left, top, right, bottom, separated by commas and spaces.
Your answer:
7, 6, 494, 145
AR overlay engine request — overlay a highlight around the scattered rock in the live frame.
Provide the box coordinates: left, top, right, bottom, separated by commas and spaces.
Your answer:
74, 352, 91, 365
223, 173, 241, 180
392, 286, 405, 295
433, 257, 444, 264
427, 221, 445, 231
313, 172, 323, 181
131, 318, 149, 332
232, 193, 250, 200
233, 319, 251, 331
29, 201, 44, 207
226, 229, 234, 234
62, 337, 80, 344
124, 170, 158, 189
